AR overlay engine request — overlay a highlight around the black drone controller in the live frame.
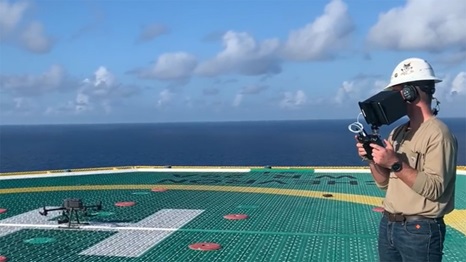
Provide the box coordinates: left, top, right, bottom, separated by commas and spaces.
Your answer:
357, 129, 385, 160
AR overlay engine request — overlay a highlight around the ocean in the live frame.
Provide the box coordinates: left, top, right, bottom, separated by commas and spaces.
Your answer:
0, 118, 464, 173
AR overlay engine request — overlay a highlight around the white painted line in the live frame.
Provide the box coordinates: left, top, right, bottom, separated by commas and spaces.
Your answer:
137, 168, 251, 173
0, 223, 184, 231
313, 168, 466, 175
314, 169, 371, 174
0, 223, 71, 229
0, 170, 133, 180
0, 167, 464, 180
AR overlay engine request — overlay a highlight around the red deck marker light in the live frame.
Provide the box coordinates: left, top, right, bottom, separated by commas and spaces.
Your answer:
223, 214, 249, 220
0, 209, 7, 214
115, 201, 136, 207
372, 207, 385, 213
189, 242, 221, 251
151, 187, 168, 192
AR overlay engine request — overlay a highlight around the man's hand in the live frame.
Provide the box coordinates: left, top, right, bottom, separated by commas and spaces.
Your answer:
355, 135, 371, 161
355, 136, 390, 186
370, 139, 399, 169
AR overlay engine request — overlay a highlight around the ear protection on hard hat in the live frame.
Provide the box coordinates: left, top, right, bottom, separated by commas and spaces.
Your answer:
401, 83, 436, 103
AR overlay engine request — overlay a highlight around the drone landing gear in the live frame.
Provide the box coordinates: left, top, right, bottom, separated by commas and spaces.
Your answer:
57, 208, 87, 227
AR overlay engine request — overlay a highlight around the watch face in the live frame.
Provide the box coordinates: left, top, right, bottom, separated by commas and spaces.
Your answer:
392, 162, 402, 172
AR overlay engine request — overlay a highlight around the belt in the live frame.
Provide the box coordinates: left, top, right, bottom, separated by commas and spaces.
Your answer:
383, 211, 443, 222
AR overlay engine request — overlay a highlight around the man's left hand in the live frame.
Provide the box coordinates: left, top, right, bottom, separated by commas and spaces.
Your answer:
370, 139, 399, 169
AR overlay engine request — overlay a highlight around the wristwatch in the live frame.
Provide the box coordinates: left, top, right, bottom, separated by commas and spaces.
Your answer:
391, 161, 403, 172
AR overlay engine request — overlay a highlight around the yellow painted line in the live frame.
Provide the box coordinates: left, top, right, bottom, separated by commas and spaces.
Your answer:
0, 184, 382, 205
445, 209, 466, 235
0, 184, 464, 236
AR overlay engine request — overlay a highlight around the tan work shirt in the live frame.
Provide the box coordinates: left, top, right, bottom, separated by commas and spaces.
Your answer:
376, 117, 458, 218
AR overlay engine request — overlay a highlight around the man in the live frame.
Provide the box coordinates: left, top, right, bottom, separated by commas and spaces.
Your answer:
355, 57, 458, 262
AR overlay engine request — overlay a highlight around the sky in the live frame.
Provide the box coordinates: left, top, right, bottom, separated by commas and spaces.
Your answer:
0, 0, 465, 125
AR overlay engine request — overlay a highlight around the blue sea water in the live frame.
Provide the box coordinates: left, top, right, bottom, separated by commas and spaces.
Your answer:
0, 118, 464, 173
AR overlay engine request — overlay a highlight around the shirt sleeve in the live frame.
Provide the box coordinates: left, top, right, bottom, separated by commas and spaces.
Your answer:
411, 133, 457, 201
375, 180, 388, 190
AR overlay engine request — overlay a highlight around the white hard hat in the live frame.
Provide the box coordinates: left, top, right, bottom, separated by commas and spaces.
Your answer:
385, 57, 442, 89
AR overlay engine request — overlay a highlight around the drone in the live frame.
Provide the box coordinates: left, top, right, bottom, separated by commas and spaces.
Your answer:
39, 198, 103, 227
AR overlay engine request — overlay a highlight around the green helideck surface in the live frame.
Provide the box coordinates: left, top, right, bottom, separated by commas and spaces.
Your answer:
0, 169, 464, 262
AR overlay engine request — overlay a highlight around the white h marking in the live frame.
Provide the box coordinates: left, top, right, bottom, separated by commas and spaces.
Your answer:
79, 209, 204, 257
0, 208, 204, 258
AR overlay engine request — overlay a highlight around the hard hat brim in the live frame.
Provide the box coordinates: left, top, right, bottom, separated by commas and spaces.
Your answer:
385, 77, 442, 90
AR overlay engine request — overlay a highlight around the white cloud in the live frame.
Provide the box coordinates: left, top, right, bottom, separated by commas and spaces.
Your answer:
133, 1, 354, 80
13, 97, 34, 111
0, 0, 28, 35
46, 66, 138, 115
279, 90, 307, 109
76, 66, 133, 113
195, 31, 281, 77
195, 0, 354, 78
367, 0, 466, 52
134, 52, 197, 81
157, 89, 175, 108
47, 93, 93, 115
91, 66, 116, 90
78, 67, 117, 105
20, 21, 54, 53
282, 0, 354, 61
450, 71, 466, 95
0, 65, 68, 96
433, 71, 466, 117
1, 65, 140, 117
334, 75, 387, 104
0, 96, 42, 116
335, 81, 356, 105
437, 71, 466, 100
0, 0, 54, 53
0, 65, 74, 116
76, 92, 90, 108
